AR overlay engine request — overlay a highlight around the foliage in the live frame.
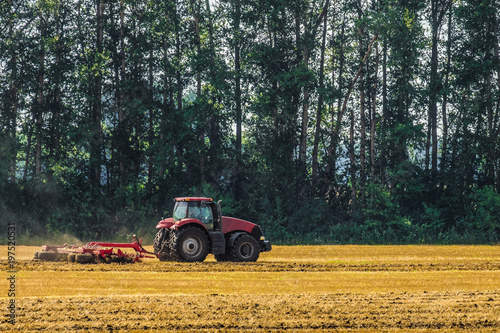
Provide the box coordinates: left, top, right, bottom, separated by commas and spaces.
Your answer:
0, 0, 499, 245
462, 186, 500, 235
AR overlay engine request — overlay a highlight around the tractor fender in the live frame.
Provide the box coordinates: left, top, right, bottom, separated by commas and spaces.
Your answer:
156, 218, 175, 229
227, 232, 250, 248
171, 219, 208, 233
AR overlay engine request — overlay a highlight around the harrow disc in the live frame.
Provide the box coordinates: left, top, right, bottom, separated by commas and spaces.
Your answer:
38, 252, 69, 262
75, 253, 93, 263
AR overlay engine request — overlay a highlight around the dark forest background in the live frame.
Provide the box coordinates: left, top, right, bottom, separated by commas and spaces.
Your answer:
1, 0, 499, 245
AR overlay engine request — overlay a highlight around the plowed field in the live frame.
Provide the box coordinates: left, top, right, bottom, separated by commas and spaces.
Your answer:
1, 245, 499, 332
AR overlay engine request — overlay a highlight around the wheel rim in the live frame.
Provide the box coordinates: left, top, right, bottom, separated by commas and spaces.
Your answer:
239, 241, 255, 259
182, 235, 203, 258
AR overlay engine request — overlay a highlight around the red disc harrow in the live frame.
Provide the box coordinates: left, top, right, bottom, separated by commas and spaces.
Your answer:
35, 235, 157, 263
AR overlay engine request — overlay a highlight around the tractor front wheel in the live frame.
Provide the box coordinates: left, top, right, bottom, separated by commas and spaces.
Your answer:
153, 228, 165, 253
154, 228, 173, 261
171, 227, 209, 262
228, 235, 260, 262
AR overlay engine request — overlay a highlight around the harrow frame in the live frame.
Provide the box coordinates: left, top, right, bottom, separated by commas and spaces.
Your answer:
36, 235, 157, 263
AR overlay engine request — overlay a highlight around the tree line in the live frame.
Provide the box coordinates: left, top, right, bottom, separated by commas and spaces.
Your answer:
1, 0, 499, 244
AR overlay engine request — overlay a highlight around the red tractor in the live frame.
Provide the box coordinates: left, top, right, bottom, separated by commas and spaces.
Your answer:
153, 197, 272, 262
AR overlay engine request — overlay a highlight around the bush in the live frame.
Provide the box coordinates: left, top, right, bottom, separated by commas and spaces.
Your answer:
457, 186, 500, 242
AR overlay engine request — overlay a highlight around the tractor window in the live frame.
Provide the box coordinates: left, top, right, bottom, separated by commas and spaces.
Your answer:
173, 202, 188, 221
187, 202, 214, 229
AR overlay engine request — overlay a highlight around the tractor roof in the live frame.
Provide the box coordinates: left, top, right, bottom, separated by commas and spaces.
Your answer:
174, 197, 213, 202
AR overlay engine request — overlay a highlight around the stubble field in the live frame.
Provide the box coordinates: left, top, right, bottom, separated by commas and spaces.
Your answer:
1, 244, 499, 332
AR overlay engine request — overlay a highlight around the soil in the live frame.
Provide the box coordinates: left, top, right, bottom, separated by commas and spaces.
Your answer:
3, 291, 500, 332
1, 245, 499, 332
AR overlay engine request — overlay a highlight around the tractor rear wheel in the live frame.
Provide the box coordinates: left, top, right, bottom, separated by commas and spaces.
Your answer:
170, 227, 209, 262
228, 234, 260, 262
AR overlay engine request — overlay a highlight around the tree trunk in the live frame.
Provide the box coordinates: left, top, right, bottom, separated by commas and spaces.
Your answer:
119, 0, 126, 185
194, 0, 202, 97
440, 6, 451, 177
381, 39, 388, 185
175, 0, 182, 114
370, 44, 379, 183
429, 27, 439, 180
357, 13, 367, 192
23, 124, 33, 181
485, 20, 495, 186
300, 51, 309, 163
326, 12, 346, 179
193, 0, 205, 182
160, 37, 170, 180
425, 109, 431, 171
148, 48, 155, 186
35, 9, 45, 176
291, 11, 302, 162
349, 94, 357, 209
312, 1, 329, 180
429, 0, 452, 182
91, 0, 105, 187
234, 0, 242, 156
53, 17, 61, 161
174, 0, 183, 174
494, 16, 500, 190
299, 0, 329, 165
331, 35, 378, 156
233, 0, 243, 199
266, 18, 279, 135
8, 0, 18, 183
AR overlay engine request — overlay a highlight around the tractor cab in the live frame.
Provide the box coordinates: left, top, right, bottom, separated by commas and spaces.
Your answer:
172, 198, 221, 231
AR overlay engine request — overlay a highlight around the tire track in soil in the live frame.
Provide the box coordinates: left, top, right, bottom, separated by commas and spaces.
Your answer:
3, 260, 500, 272
2, 291, 499, 332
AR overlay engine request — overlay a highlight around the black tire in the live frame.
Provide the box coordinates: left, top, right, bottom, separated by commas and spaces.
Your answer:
68, 253, 76, 262
153, 228, 165, 253
171, 227, 209, 262
75, 253, 93, 264
33, 251, 40, 259
154, 228, 174, 261
228, 234, 260, 262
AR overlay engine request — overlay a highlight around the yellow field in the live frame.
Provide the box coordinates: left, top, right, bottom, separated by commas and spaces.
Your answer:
1, 245, 499, 331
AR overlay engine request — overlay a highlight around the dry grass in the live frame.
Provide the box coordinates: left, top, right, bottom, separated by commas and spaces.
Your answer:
1, 245, 499, 332
4, 244, 500, 263
3, 292, 500, 332
8, 270, 500, 297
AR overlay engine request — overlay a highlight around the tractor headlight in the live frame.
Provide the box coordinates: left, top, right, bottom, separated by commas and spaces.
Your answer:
260, 236, 265, 241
